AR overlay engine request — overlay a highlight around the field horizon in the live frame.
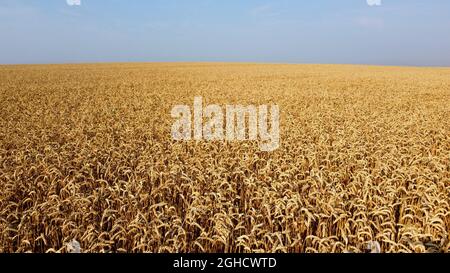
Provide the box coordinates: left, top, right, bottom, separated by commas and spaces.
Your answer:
2, 62, 450, 70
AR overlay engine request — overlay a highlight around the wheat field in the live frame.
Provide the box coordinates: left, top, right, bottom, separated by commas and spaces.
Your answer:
0, 63, 449, 253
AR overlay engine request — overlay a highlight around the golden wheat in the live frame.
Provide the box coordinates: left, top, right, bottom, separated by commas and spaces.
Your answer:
0, 63, 449, 253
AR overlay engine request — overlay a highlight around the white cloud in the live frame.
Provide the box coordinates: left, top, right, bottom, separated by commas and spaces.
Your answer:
66, 0, 81, 6
367, 0, 382, 7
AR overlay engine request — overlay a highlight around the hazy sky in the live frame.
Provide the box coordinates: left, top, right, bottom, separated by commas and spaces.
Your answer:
1, 0, 450, 66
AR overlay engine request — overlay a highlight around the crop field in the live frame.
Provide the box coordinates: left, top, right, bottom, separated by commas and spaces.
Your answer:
0, 63, 449, 253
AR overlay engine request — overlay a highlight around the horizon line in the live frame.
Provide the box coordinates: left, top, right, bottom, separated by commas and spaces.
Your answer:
1, 61, 450, 69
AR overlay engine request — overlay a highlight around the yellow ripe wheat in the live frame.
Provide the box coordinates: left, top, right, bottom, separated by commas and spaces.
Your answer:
0, 63, 449, 253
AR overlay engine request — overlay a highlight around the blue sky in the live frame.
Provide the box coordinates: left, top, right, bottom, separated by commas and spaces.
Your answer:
1, 0, 449, 66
